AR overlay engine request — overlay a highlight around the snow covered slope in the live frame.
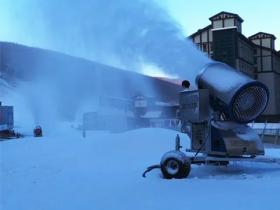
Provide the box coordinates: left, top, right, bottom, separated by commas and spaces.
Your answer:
1, 126, 280, 210
0, 42, 182, 104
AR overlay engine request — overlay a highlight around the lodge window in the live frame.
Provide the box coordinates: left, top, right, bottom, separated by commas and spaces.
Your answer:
254, 57, 257, 64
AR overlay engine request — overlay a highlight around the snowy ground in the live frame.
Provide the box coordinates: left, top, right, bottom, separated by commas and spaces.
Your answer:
1, 125, 280, 210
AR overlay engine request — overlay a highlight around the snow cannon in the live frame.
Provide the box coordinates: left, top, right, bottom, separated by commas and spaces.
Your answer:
0, 102, 20, 139
0, 102, 14, 131
34, 126, 43, 137
148, 62, 276, 180
196, 62, 269, 123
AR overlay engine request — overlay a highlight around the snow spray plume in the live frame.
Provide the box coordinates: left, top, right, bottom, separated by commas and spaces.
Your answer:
0, 0, 209, 81
0, 0, 210, 132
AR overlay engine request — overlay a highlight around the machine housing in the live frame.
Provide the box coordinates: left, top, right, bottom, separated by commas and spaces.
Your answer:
179, 88, 264, 157
0, 102, 14, 131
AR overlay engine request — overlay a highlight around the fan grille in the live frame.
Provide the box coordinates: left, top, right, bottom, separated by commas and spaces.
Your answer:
232, 86, 268, 122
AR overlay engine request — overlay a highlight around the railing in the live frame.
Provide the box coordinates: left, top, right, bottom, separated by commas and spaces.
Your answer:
149, 118, 181, 131
249, 122, 280, 145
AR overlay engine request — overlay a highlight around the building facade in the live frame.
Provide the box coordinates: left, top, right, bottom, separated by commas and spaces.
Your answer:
190, 11, 280, 122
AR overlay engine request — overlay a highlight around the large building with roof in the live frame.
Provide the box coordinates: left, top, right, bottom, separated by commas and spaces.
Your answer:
190, 11, 280, 122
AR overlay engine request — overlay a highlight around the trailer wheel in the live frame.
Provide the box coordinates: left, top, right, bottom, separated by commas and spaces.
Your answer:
160, 151, 191, 179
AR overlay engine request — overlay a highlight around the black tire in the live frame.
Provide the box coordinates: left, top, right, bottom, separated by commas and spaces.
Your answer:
160, 151, 191, 179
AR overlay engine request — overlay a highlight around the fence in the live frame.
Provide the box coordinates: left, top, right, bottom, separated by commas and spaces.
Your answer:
249, 122, 280, 145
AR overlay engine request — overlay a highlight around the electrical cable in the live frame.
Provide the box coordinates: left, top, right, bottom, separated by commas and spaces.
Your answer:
142, 164, 160, 178
192, 118, 213, 158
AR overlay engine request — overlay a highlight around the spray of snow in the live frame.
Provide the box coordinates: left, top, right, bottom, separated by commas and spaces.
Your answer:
0, 0, 210, 132
0, 0, 209, 80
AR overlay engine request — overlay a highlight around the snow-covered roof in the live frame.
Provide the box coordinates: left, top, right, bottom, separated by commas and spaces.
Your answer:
211, 26, 238, 32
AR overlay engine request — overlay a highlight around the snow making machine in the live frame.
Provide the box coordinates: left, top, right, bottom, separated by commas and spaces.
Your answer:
156, 62, 280, 179
0, 102, 18, 139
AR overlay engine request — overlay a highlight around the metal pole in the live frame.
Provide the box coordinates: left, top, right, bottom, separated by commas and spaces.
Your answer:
175, 134, 181, 151
82, 129, 86, 138
275, 123, 280, 145
261, 120, 267, 141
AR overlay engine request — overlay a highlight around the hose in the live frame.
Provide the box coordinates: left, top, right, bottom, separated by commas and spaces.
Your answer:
142, 164, 160, 178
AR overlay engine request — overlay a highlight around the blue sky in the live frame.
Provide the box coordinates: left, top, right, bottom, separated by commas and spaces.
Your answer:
156, 0, 280, 50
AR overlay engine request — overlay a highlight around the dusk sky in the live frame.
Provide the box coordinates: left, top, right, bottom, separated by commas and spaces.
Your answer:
157, 0, 280, 50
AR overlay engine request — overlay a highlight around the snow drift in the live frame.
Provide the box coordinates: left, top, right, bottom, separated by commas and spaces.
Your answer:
1, 126, 280, 210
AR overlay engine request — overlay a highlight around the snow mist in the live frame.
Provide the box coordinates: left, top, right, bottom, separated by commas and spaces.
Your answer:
0, 0, 209, 80
0, 0, 210, 132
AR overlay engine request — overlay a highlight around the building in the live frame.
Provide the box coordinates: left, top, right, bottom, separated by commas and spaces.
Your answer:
190, 11, 280, 122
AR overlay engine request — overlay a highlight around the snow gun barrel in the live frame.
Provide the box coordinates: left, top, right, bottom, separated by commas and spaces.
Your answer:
196, 62, 269, 123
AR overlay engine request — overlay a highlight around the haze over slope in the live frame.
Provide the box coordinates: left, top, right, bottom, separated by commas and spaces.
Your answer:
0, 0, 209, 80
0, 0, 210, 130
